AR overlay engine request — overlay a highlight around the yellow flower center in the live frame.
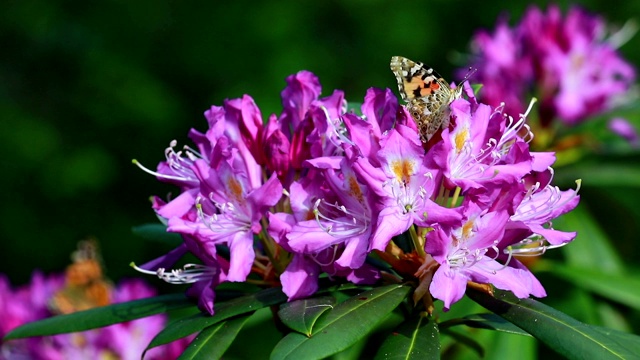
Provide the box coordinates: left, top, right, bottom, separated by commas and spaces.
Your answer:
454, 127, 469, 154
390, 158, 416, 184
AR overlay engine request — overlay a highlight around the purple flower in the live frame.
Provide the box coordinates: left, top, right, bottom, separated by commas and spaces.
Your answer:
136, 67, 580, 314
286, 159, 376, 270
465, 5, 635, 126
0, 272, 189, 360
427, 202, 546, 310
427, 95, 534, 192
280, 70, 323, 138
168, 157, 282, 282
352, 125, 461, 251
609, 117, 640, 146
504, 178, 580, 249
268, 177, 380, 301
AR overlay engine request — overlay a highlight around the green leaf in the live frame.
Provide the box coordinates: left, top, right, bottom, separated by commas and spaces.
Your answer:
146, 287, 286, 350
603, 187, 640, 222
346, 102, 363, 116
278, 296, 336, 336
224, 307, 284, 359
271, 284, 410, 360
374, 312, 440, 360
545, 262, 640, 311
330, 306, 407, 360
132, 223, 183, 245
4, 294, 192, 340
440, 328, 484, 358
471, 83, 483, 95
177, 315, 251, 360
440, 313, 531, 336
552, 205, 624, 274
435, 291, 485, 323
596, 301, 633, 333
468, 288, 640, 359
486, 331, 537, 360
554, 163, 640, 188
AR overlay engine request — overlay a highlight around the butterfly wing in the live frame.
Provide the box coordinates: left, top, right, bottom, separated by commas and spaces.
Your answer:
390, 56, 448, 101
390, 56, 458, 142
49, 239, 112, 314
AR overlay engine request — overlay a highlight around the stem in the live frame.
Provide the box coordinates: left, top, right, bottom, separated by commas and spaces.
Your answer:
258, 218, 287, 275
436, 184, 447, 205
245, 278, 274, 286
409, 225, 426, 257
252, 259, 268, 271
449, 186, 461, 207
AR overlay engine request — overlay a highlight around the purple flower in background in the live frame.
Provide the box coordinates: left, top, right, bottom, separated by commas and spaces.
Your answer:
465, 5, 635, 127
0, 272, 188, 360
609, 117, 640, 146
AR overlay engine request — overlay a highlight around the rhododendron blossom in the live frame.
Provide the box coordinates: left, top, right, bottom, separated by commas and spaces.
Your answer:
464, 5, 635, 127
134, 68, 579, 314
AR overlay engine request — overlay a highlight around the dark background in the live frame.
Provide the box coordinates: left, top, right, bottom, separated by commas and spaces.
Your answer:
1, 0, 639, 286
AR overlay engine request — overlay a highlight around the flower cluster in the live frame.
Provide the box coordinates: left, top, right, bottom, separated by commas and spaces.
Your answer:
464, 5, 635, 128
134, 69, 579, 314
0, 272, 187, 359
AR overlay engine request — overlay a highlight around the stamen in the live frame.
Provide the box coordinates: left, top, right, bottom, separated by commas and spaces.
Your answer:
196, 197, 251, 234
492, 98, 537, 158
132, 159, 191, 183
512, 179, 581, 223
607, 19, 638, 49
503, 235, 568, 256
311, 246, 340, 267
312, 198, 369, 237
321, 106, 353, 153
130, 262, 217, 284
132, 139, 203, 184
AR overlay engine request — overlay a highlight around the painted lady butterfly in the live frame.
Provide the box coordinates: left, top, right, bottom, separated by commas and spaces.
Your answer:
390, 56, 464, 143
49, 239, 112, 314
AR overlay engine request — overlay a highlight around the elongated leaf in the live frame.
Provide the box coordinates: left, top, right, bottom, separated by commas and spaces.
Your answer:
440, 313, 531, 336
132, 223, 182, 245
271, 284, 410, 360
374, 312, 439, 360
4, 294, 192, 340
552, 205, 623, 274
605, 187, 640, 222
440, 329, 484, 358
468, 288, 640, 359
178, 315, 251, 360
598, 301, 633, 333
271, 333, 308, 359
278, 296, 336, 336
554, 163, 640, 188
146, 287, 286, 350
546, 262, 640, 311
331, 306, 407, 360
486, 331, 537, 360
225, 307, 286, 359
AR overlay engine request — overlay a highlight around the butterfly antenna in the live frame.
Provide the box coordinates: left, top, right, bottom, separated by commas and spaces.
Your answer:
459, 66, 477, 86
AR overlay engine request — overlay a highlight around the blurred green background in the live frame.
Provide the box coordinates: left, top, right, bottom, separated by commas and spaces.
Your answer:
1, 0, 639, 299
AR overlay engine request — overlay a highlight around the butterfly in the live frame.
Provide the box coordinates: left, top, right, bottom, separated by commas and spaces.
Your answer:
390, 56, 465, 143
49, 239, 112, 314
